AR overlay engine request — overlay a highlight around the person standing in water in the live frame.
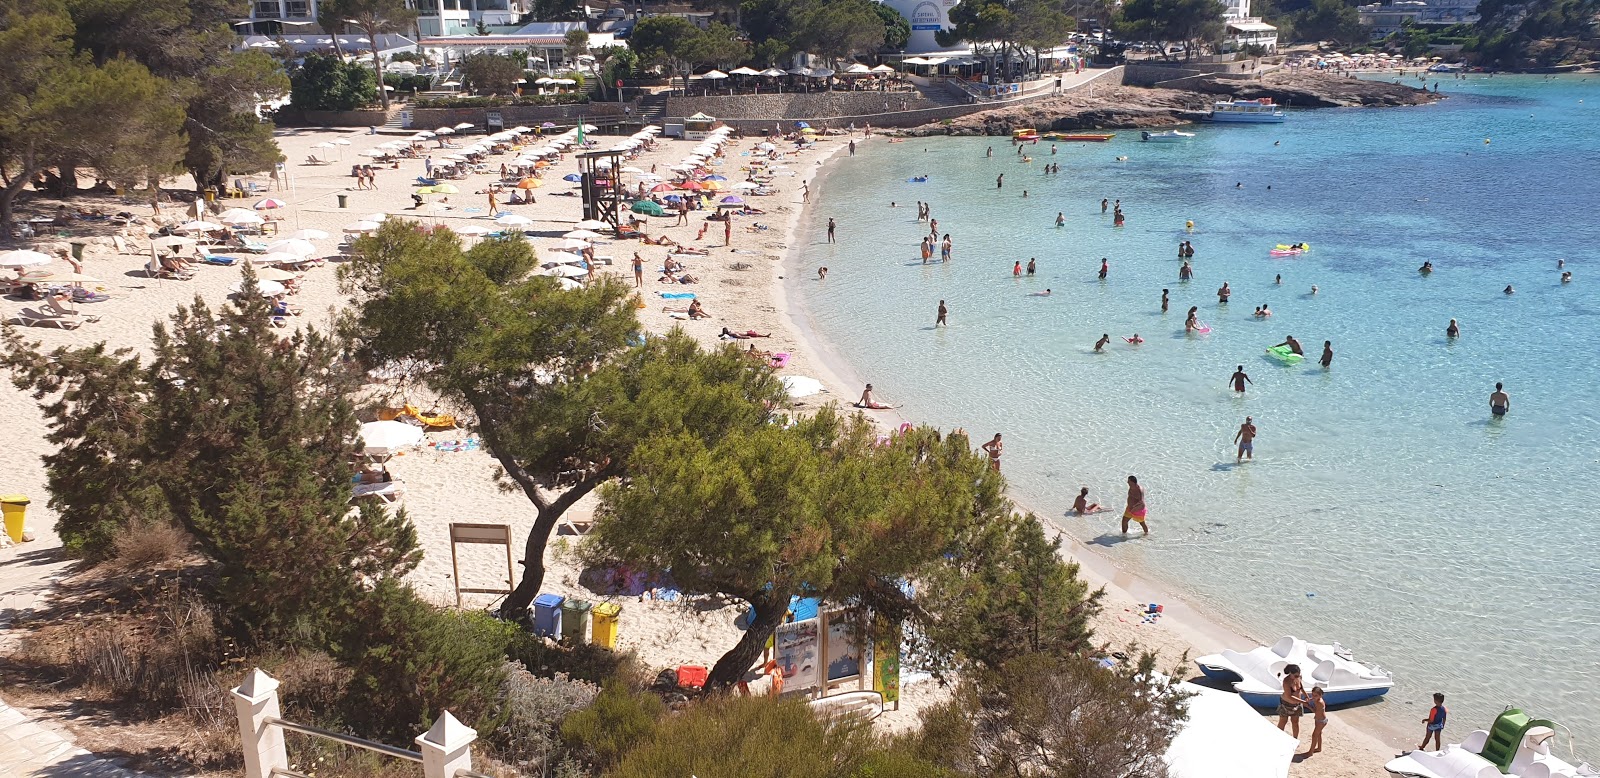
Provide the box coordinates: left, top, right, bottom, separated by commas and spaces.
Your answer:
1026, 258, 1036, 276
1490, 382, 1510, 417
1056, 212, 1065, 227
1234, 416, 1257, 463
1122, 475, 1148, 535
1099, 258, 1109, 279
1161, 288, 1170, 312
997, 173, 1004, 189
1094, 334, 1110, 352
936, 300, 948, 327
1218, 282, 1231, 303
1101, 198, 1109, 214
1180, 262, 1193, 281
1321, 340, 1334, 368
981, 433, 1003, 471
1186, 306, 1200, 332
1230, 365, 1253, 393
1012, 260, 1022, 277
1447, 318, 1460, 337
941, 234, 953, 262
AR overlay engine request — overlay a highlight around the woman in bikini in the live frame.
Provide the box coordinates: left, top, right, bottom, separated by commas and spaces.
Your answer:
1276, 664, 1309, 738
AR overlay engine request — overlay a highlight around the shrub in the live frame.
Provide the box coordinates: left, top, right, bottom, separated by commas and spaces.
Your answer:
338, 581, 518, 745
291, 52, 378, 111
507, 629, 639, 685
496, 662, 598, 771
559, 678, 664, 772
110, 518, 191, 570
67, 588, 220, 711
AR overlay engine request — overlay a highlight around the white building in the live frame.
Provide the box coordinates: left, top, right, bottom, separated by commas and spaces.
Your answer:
1218, 0, 1279, 53
877, 0, 966, 54
241, 0, 527, 38
1358, 0, 1479, 37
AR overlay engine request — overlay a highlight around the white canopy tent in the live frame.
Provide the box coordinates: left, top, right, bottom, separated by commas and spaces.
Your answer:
1164, 682, 1297, 778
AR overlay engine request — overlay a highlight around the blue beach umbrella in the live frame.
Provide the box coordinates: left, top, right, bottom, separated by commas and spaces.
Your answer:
795, 121, 810, 129
704, 175, 728, 181
662, 194, 683, 202
562, 173, 582, 182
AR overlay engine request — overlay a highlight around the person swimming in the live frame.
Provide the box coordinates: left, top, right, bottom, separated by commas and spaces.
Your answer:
1125, 334, 1144, 344
1094, 334, 1111, 352
1505, 284, 1515, 294
1420, 261, 1434, 274
1274, 335, 1304, 355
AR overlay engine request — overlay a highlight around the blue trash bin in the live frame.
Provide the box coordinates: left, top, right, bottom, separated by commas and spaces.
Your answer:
533, 593, 565, 638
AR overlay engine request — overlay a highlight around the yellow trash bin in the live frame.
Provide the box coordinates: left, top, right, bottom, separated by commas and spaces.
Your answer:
1, 494, 29, 543
591, 602, 622, 650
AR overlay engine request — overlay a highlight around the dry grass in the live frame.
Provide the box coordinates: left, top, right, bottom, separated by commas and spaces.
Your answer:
109, 520, 192, 571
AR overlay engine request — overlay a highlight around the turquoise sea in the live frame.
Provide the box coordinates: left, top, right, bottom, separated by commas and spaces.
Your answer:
790, 75, 1600, 744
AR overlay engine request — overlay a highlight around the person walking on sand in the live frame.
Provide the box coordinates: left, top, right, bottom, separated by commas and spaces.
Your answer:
724, 218, 732, 247
936, 299, 948, 327
1419, 693, 1448, 751
1308, 686, 1328, 755
1230, 365, 1253, 393
802, 182, 810, 203
827, 218, 836, 243
1276, 664, 1309, 738
487, 189, 498, 215
632, 253, 643, 287
1235, 416, 1257, 463
981, 433, 1003, 471
1490, 382, 1510, 417
1122, 475, 1148, 535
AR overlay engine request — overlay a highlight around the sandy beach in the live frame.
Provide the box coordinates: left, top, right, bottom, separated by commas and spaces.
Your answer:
1, 124, 1402, 776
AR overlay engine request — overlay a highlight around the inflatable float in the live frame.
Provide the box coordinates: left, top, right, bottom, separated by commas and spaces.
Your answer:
1270, 243, 1310, 257
1190, 322, 1212, 334
1266, 345, 1304, 364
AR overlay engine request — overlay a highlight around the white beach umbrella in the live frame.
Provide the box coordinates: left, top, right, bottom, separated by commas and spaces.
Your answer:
254, 267, 300, 282
780, 375, 825, 398
451, 224, 493, 236
280, 228, 330, 241
732, 181, 759, 190
415, 131, 436, 139
555, 238, 590, 250
544, 264, 589, 278
729, 66, 761, 76
359, 420, 425, 458
230, 279, 285, 296
265, 238, 316, 256
454, 122, 474, 130
700, 69, 729, 80
149, 235, 196, 248
495, 214, 534, 227
360, 212, 388, 222
434, 126, 455, 135
563, 229, 603, 240
620, 166, 645, 174
0, 249, 53, 267
357, 149, 386, 157
574, 219, 609, 230
17, 269, 99, 284
333, 139, 352, 146
343, 221, 382, 234
761, 67, 789, 77
217, 209, 264, 225
556, 277, 582, 291
178, 220, 225, 232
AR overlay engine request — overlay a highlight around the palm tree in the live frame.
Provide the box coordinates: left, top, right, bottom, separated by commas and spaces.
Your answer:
326, 0, 418, 109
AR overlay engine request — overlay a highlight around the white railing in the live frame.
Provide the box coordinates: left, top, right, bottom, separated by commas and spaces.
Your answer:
232, 668, 487, 778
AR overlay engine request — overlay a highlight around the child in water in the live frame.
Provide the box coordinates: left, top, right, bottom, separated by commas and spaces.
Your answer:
1072, 487, 1101, 515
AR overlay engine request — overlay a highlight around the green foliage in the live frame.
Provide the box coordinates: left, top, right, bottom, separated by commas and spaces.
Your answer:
917, 652, 1190, 778
1465, 0, 1598, 67
383, 72, 432, 93
338, 580, 517, 745
498, 662, 599, 773
743, 0, 909, 62
559, 679, 664, 772
3, 271, 421, 644
605, 694, 951, 778
938, 0, 1076, 52
875, 1, 913, 50
389, 50, 424, 63
1292, 0, 1364, 45
1116, 0, 1228, 59
292, 52, 378, 110
563, 27, 589, 57
632, 17, 750, 85
460, 52, 526, 95
592, 417, 1013, 689
594, 44, 638, 99
917, 510, 1103, 676
320, 0, 418, 107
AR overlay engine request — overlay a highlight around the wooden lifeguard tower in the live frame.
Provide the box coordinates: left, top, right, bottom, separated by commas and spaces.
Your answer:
577, 148, 625, 232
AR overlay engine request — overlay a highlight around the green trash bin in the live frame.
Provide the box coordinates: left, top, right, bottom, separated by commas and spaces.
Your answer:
337, 194, 348, 208
69, 242, 85, 262
1, 494, 29, 543
561, 599, 591, 644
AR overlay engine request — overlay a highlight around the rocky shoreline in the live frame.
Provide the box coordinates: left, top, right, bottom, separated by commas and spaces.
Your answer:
902, 69, 1442, 137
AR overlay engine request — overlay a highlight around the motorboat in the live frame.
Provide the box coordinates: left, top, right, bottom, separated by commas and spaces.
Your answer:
1385, 708, 1597, 778
1042, 132, 1115, 142
1205, 98, 1286, 123
1195, 635, 1393, 707
1012, 127, 1040, 141
1141, 130, 1196, 142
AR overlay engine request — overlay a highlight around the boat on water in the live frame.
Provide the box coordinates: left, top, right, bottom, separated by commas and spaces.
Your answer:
1042, 132, 1115, 142
1141, 130, 1196, 142
1205, 98, 1286, 124
1012, 127, 1040, 141
1195, 635, 1393, 707
1385, 708, 1598, 778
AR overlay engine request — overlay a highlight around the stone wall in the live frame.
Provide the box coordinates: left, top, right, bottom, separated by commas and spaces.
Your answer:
275, 108, 397, 128
664, 91, 944, 124
1123, 59, 1263, 87
408, 100, 641, 131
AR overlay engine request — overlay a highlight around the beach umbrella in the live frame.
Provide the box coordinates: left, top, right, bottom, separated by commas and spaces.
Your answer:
544, 264, 589, 278
555, 238, 589, 251
452, 224, 493, 236
556, 277, 581, 291
343, 221, 382, 233
795, 121, 811, 129
780, 375, 824, 398
516, 178, 541, 189
149, 235, 196, 248
178, 220, 225, 232
678, 180, 704, 191
280, 228, 329, 241
434, 126, 455, 134
700, 181, 724, 191
541, 121, 557, 129
729, 66, 761, 76
359, 420, 425, 458
700, 69, 729, 80
454, 122, 474, 129
871, 64, 896, 73
333, 138, 352, 146
431, 183, 459, 194
631, 200, 666, 216
719, 195, 745, 205
360, 212, 388, 222
760, 67, 787, 77
563, 229, 603, 240
0, 252, 55, 270
563, 173, 582, 182
845, 63, 871, 74
650, 183, 676, 193
18, 269, 100, 284
254, 198, 287, 210
254, 267, 300, 282
756, 142, 776, 151
620, 166, 645, 174
575, 219, 609, 230
495, 214, 535, 227
732, 181, 759, 190
800, 128, 817, 135
357, 149, 386, 157
661, 194, 683, 203
704, 174, 728, 181
415, 131, 436, 138
265, 238, 316, 256
230, 279, 285, 297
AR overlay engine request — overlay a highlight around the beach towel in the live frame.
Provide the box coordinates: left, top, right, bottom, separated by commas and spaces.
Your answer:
768, 353, 790, 369
660, 292, 696, 299
202, 255, 238, 266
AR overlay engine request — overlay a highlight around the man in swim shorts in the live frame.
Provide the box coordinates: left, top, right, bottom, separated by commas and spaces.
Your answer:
1490, 382, 1510, 417
1094, 334, 1110, 352
1235, 416, 1256, 463
1122, 475, 1148, 535
1274, 335, 1304, 356
1230, 365, 1253, 393
936, 300, 948, 327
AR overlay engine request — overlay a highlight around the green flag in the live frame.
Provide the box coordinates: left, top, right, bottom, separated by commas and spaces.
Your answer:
576, 119, 586, 145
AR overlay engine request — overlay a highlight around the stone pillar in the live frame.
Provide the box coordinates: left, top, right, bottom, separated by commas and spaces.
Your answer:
231, 669, 289, 778
417, 711, 478, 778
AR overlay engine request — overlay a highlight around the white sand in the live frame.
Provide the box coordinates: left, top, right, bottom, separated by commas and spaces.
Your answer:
0, 126, 1404, 775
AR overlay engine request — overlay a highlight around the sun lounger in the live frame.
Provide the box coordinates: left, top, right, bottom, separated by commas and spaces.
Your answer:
12, 307, 84, 328
44, 297, 100, 322
352, 480, 406, 504
402, 403, 457, 429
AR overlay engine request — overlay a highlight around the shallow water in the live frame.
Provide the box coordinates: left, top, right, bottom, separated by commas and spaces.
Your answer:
791, 75, 1600, 746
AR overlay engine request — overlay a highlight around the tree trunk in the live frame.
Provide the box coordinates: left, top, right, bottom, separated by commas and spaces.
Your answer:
705, 590, 789, 692
370, 38, 390, 109
54, 162, 79, 198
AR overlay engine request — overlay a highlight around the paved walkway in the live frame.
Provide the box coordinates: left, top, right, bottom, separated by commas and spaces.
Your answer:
0, 699, 143, 777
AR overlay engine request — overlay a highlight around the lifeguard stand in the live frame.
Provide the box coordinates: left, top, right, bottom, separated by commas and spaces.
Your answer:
577, 148, 624, 232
